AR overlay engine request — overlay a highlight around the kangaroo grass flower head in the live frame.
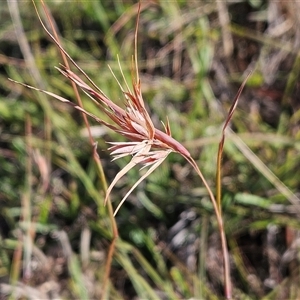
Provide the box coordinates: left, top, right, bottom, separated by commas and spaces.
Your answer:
56, 59, 191, 216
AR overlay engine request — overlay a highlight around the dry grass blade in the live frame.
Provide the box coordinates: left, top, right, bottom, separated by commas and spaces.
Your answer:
212, 71, 252, 298
227, 129, 300, 212
216, 71, 252, 212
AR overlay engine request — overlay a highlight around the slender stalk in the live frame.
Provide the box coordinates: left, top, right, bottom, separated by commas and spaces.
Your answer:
198, 215, 208, 299
216, 136, 224, 213
36, 1, 119, 297
184, 155, 231, 299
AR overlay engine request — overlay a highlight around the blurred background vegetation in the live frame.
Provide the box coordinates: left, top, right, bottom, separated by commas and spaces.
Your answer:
1, 0, 300, 299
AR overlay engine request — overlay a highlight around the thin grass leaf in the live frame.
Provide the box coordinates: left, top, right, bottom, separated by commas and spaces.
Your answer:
216, 71, 252, 212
